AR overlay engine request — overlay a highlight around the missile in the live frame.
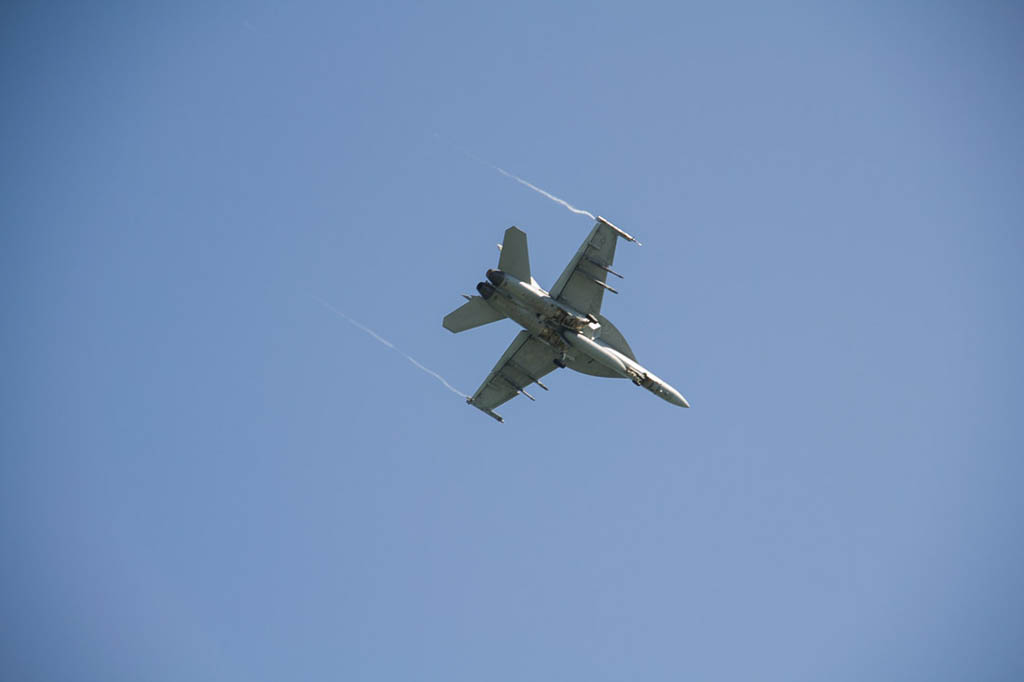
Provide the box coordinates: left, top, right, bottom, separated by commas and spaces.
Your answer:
597, 216, 642, 246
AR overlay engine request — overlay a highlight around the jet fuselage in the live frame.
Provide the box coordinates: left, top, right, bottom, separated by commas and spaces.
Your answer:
476, 269, 689, 408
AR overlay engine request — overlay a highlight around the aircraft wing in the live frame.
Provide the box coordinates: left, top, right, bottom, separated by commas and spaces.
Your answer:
548, 217, 627, 316
466, 330, 559, 422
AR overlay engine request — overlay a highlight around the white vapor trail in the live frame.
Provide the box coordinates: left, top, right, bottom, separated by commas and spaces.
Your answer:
489, 164, 596, 220
313, 295, 469, 399
435, 134, 596, 220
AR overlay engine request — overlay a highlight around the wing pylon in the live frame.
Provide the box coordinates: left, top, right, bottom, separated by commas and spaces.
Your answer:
466, 330, 560, 422
549, 216, 634, 316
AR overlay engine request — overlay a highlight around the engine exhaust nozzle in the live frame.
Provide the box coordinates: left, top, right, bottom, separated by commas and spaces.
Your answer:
486, 269, 505, 287
476, 281, 496, 299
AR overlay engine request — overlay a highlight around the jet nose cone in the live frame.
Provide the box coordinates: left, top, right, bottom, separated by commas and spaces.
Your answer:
667, 386, 690, 408
486, 269, 505, 286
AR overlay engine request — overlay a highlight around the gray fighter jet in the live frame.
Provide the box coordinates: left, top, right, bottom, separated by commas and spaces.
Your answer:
444, 216, 689, 422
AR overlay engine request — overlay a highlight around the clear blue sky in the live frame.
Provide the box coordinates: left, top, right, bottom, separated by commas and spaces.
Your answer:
3, 2, 1022, 680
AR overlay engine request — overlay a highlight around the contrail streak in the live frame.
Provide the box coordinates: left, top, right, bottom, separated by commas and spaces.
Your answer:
313, 295, 470, 399
436, 134, 596, 220
489, 164, 596, 220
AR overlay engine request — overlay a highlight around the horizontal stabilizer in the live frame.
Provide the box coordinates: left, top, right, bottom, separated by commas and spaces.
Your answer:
443, 296, 505, 333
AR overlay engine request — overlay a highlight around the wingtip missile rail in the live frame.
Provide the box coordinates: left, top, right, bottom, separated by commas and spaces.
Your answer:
596, 216, 642, 246
466, 397, 504, 423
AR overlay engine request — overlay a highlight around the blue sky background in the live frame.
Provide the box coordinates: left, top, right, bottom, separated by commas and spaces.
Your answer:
3, 2, 1023, 680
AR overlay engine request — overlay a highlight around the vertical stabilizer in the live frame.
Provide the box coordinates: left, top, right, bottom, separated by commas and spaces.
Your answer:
498, 227, 531, 283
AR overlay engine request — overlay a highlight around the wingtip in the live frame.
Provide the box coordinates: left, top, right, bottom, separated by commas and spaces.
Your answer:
596, 215, 641, 245
467, 398, 505, 423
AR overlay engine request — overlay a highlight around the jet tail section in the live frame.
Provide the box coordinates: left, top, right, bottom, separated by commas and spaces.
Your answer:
498, 227, 531, 283
443, 296, 506, 333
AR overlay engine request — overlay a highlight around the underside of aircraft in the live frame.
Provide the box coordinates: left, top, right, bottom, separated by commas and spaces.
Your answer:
444, 217, 689, 422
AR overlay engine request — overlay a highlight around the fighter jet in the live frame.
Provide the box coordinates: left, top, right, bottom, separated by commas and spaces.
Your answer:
444, 216, 689, 422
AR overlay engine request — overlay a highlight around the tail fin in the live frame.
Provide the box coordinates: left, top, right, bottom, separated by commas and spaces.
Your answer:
443, 296, 505, 333
498, 227, 531, 283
